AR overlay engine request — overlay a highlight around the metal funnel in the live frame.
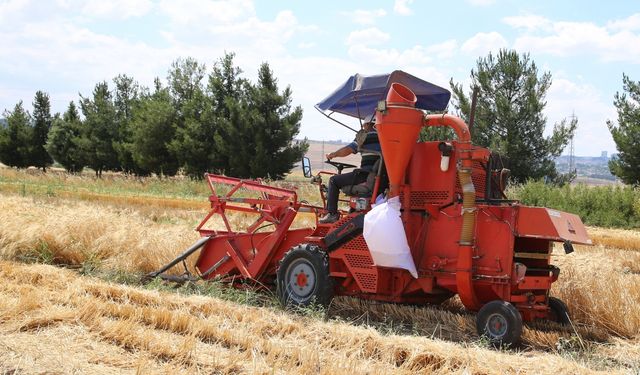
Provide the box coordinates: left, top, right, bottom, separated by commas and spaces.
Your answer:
376, 83, 424, 197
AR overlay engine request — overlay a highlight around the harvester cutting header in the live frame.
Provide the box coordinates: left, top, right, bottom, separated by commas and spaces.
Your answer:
150, 70, 591, 346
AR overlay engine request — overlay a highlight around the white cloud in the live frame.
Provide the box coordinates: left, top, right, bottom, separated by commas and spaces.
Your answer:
345, 27, 390, 46
466, 0, 496, 6
210, 10, 298, 39
158, 0, 255, 25
347, 43, 441, 70
545, 78, 617, 156
607, 13, 640, 31
505, 14, 640, 64
81, 0, 152, 19
0, 0, 29, 22
426, 39, 458, 59
341, 8, 386, 25
393, 0, 414, 16
0, 20, 172, 86
153, 9, 314, 65
347, 45, 402, 65
460, 31, 508, 56
502, 14, 552, 31
344, 29, 448, 69
298, 42, 316, 49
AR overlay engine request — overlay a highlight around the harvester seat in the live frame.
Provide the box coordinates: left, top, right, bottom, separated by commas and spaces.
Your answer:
340, 159, 387, 198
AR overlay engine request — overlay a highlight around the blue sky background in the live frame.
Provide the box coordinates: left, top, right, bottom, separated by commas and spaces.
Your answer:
1, 0, 638, 156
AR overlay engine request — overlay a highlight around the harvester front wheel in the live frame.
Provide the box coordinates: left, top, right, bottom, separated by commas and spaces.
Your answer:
548, 297, 571, 325
476, 300, 523, 347
277, 244, 334, 308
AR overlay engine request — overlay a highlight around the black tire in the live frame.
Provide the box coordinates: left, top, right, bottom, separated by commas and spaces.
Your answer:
276, 244, 334, 308
476, 300, 523, 347
548, 297, 571, 325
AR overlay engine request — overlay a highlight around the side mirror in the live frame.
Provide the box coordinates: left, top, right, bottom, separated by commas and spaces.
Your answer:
302, 156, 312, 178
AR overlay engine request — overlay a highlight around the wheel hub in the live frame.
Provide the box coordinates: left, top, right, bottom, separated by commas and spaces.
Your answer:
296, 272, 308, 287
486, 313, 508, 338
286, 260, 316, 301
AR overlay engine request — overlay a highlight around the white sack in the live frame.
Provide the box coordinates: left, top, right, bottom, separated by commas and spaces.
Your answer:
363, 196, 418, 278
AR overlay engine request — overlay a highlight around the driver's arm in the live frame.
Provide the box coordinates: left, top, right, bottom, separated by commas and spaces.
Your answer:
326, 142, 357, 160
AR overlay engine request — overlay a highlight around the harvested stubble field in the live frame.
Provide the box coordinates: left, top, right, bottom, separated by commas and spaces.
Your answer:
0, 169, 639, 374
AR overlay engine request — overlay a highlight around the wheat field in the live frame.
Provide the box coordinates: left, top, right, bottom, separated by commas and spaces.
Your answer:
0, 181, 639, 373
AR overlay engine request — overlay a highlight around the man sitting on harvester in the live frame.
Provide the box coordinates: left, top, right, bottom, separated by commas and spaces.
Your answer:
320, 117, 381, 224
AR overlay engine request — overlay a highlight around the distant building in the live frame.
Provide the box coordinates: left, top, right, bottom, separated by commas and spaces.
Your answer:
601, 151, 608, 159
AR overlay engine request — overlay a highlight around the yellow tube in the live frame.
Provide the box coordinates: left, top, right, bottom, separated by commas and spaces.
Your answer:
459, 168, 476, 246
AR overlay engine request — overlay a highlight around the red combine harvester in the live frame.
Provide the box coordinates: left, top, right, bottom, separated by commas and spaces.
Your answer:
149, 71, 592, 345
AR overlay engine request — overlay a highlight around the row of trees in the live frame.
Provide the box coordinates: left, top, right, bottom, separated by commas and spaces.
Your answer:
2, 48, 637, 185
0, 53, 307, 179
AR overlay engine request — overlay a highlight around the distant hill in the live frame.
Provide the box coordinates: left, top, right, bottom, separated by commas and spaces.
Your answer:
555, 155, 616, 182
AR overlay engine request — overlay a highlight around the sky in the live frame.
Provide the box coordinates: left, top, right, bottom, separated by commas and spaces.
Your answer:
0, 0, 638, 156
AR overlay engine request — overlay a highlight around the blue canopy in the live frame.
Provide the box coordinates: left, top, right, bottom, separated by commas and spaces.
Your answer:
315, 70, 451, 120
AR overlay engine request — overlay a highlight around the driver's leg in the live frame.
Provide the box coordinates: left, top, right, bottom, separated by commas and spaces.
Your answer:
322, 171, 363, 223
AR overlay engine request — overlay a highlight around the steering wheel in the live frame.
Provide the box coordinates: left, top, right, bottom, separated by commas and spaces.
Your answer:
325, 160, 357, 174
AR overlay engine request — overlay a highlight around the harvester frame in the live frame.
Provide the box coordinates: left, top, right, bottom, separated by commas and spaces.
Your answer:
149, 70, 591, 346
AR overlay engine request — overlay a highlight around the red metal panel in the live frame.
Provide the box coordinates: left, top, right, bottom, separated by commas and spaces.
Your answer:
196, 228, 314, 281
406, 142, 456, 206
331, 235, 379, 294
515, 206, 592, 245
475, 206, 515, 276
419, 204, 462, 275
516, 276, 552, 290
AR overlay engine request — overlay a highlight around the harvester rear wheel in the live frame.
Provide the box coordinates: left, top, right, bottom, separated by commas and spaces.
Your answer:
277, 244, 334, 308
476, 300, 523, 347
548, 297, 571, 325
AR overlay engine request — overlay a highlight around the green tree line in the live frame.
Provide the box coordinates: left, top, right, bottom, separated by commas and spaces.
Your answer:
0, 53, 308, 179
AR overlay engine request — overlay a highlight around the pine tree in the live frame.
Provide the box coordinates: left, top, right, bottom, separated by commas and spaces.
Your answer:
46, 101, 88, 173
0, 101, 32, 168
210, 52, 248, 175
112, 74, 141, 174
450, 50, 576, 183
169, 90, 218, 178
244, 63, 307, 179
608, 74, 640, 185
166, 58, 215, 178
218, 95, 253, 177
130, 85, 179, 176
80, 82, 119, 177
31, 91, 53, 171
167, 57, 206, 117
